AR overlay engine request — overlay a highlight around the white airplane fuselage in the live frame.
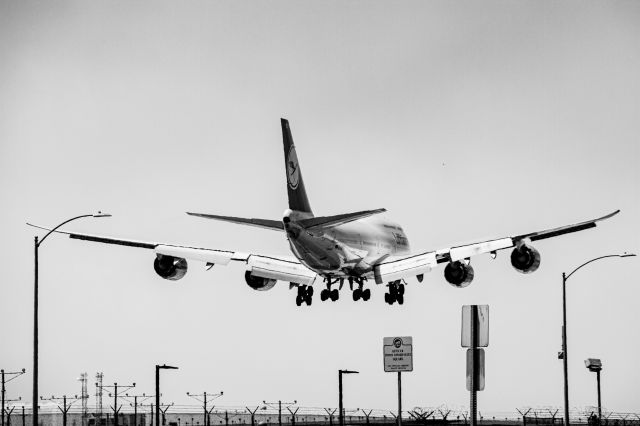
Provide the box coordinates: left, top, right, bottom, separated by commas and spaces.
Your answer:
282, 209, 410, 278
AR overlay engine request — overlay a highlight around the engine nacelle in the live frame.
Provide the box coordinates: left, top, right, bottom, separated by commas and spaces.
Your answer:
444, 260, 474, 288
244, 271, 277, 291
511, 243, 541, 274
153, 254, 188, 281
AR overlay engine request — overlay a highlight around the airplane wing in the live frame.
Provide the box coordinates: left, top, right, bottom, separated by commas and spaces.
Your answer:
373, 210, 620, 285
26, 224, 319, 286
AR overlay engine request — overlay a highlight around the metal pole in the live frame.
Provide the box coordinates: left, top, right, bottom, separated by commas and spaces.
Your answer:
114, 384, 118, 426
134, 396, 138, 426
562, 273, 569, 426
63, 396, 67, 426
2, 369, 5, 426
338, 373, 343, 426
596, 370, 602, 426
203, 394, 207, 426
21, 406, 24, 426
33, 237, 39, 426
470, 305, 478, 426
397, 372, 402, 426
278, 401, 282, 426
156, 368, 160, 426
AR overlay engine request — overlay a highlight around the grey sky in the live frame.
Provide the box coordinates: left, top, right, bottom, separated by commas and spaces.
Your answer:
1, 0, 639, 414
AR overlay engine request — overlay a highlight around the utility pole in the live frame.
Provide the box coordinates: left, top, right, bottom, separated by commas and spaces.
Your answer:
263, 401, 296, 426
41, 395, 79, 426
187, 392, 223, 426
286, 407, 299, 426
245, 407, 260, 426
125, 393, 154, 426
159, 404, 173, 426
98, 382, 136, 426
1, 369, 26, 426
324, 409, 337, 426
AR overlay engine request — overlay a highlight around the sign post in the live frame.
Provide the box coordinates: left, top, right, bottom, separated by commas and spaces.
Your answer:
461, 306, 489, 426
384, 337, 413, 426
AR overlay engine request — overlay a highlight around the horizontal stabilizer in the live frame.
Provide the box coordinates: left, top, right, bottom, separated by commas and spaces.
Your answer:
186, 212, 284, 231
299, 208, 386, 230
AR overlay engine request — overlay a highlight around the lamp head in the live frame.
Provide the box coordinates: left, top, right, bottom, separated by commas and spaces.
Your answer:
620, 253, 636, 258
93, 212, 112, 218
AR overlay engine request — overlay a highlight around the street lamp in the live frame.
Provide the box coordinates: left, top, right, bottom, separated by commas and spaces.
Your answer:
560, 253, 635, 426
31, 212, 111, 426
585, 359, 603, 426
338, 370, 359, 426
156, 365, 178, 426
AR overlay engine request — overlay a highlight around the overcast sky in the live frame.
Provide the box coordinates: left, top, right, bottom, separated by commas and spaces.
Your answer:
1, 0, 639, 416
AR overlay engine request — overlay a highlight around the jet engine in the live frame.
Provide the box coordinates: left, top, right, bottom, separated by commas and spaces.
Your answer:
511, 243, 541, 274
153, 254, 188, 281
444, 260, 474, 288
244, 271, 277, 291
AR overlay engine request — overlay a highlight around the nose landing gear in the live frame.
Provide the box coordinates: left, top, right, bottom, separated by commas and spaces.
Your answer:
385, 280, 405, 305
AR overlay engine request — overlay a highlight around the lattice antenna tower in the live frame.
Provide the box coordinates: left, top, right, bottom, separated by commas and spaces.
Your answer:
96, 372, 104, 419
79, 372, 88, 426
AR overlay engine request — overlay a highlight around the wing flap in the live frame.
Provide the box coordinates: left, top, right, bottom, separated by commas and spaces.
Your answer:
248, 255, 318, 285
373, 252, 438, 284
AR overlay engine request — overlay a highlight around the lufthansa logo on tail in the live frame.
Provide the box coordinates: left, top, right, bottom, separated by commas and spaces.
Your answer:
287, 146, 300, 190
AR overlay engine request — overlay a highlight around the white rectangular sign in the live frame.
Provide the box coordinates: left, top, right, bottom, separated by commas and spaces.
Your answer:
461, 305, 489, 348
383, 336, 413, 372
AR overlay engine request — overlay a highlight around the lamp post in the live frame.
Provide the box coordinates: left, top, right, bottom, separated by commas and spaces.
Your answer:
156, 365, 178, 426
31, 213, 110, 426
585, 359, 603, 426
338, 370, 359, 426
560, 253, 635, 426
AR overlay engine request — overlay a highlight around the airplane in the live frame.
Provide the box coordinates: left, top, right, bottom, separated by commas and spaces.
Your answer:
29, 119, 620, 306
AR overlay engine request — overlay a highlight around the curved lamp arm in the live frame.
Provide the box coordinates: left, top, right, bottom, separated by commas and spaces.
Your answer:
566, 253, 636, 281
37, 212, 111, 246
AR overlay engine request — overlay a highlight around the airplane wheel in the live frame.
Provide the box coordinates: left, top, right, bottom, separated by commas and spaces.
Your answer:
362, 288, 371, 301
330, 289, 339, 301
389, 284, 397, 296
398, 284, 405, 295
306, 295, 312, 306
307, 286, 314, 297
295, 295, 303, 306
353, 289, 361, 301
320, 289, 329, 301
397, 294, 404, 305
384, 293, 392, 304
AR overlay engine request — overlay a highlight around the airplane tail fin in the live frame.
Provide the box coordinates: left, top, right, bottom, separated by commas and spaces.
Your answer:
281, 119, 313, 214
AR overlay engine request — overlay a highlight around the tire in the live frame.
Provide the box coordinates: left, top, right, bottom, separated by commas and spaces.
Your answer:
307, 286, 314, 297
398, 284, 405, 295
353, 289, 361, 301
384, 293, 392, 304
363, 289, 371, 301
330, 289, 339, 301
320, 289, 328, 301
397, 294, 404, 305
295, 295, 302, 306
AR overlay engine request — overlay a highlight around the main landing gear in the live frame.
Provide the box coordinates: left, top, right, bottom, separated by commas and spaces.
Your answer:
320, 277, 340, 302
350, 277, 371, 302
385, 280, 405, 305
295, 285, 313, 306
